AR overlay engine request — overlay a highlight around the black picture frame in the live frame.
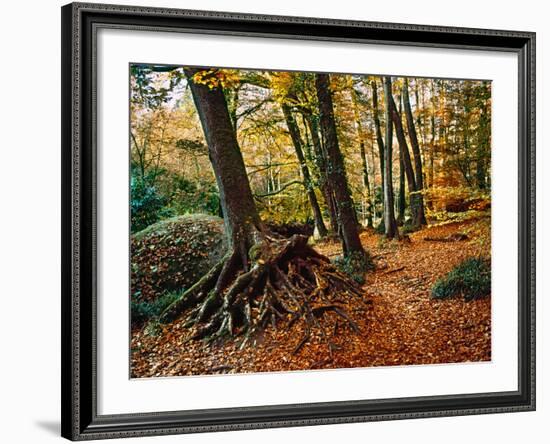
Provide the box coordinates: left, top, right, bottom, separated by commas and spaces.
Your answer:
61, 2, 536, 440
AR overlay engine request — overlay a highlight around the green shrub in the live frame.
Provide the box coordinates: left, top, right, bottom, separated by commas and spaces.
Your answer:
431, 257, 491, 301
167, 174, 220, 217
131, 173, 172, 233
131, 290, 182, 325
333, 251, 373, 285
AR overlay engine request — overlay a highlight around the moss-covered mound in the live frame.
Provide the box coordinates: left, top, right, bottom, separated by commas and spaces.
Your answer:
131, 214, 227, 303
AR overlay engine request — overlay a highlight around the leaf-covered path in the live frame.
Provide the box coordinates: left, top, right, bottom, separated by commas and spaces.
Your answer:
131, 218, 491, 378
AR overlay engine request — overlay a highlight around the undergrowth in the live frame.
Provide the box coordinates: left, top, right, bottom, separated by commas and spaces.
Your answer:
431, 257, 491, 301
131, 290, 183, 326
333, 251, 373, 285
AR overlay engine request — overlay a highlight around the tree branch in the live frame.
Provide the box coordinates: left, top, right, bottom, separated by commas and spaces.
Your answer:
254, 179, 304, 198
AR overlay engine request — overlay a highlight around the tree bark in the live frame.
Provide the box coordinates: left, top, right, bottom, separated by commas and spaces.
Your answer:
304, 113, 339, 233
315, 73, 365, 256
389, 94, 423, 227
383, 77, 399, 239
398, 155, 406, 225
360, 141, 374, 228
282, 104, 328, 238
184, 68, 263, 257
396, 95, 406, 225
403, 79, 427, 225
371, 79, 385, 204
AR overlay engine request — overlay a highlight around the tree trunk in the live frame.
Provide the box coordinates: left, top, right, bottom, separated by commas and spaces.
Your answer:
383, 77, 399, 239
398, 155, 406, 225
397, 95, 406, 225
315, 73, 366, 256
305, 113, 339, 233
476, 88, 490, 190
351, 87, 374, 228
371, 79, 385, 205
184, 68, 262, 256
360, 141, 374, 228
402, 79, 427, 226
159, 68, 366, 351
389, 94, 422, 228
282, 104, 328, 238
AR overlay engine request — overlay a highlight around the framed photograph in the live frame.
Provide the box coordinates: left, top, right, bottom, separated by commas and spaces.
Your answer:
61, 2, 536, 440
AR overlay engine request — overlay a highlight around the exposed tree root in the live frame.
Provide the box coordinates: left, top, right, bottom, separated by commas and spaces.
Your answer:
159, 234, 370, 353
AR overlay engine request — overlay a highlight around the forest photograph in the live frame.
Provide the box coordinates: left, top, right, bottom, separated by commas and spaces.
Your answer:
129, 64, 492, 378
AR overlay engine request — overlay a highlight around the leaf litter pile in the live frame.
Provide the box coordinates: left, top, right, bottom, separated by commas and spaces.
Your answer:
131, 218, 491, 377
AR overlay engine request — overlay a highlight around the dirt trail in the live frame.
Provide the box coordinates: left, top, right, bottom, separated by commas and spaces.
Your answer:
131, 218, 491, 378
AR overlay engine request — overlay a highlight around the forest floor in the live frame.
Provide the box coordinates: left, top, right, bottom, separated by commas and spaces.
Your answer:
131, 217, 491, 378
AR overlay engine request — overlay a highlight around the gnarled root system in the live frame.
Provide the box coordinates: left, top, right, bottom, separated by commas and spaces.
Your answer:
159, 234, 369, 354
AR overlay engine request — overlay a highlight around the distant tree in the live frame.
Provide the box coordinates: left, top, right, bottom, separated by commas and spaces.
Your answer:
304, 112, 340, 233
382, 77, 399, 239
351, 86, 374, 228
281, 101, 328, 237
388, 93, 423, 228
315, 73, 366, 257
402, 79, 427, 225
371, 79, 386, 205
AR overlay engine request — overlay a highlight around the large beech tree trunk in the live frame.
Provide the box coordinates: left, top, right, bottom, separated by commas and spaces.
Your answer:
402, 79, 427, 226
282, 104, 328, 238
159, 68, 367, 353
383, 77, 399, 239
315, 73, 366, 257
183, 68, 263, 282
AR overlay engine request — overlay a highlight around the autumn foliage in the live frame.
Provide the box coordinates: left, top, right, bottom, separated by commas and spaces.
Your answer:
129, 64, 492, 377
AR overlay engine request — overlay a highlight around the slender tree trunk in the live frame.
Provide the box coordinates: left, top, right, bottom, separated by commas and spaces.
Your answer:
360, 141, 374, 228
300, 113, 314, 163
403, 79, 427, 226
305, 113, 339, 233
282, 104, 328, 238
428, 79, 436, 191
351, 87, 374, 228
368, 132, 379, 223
315, 73, 365, 256
396, 95, 406, 225
383, 77, 399, 239
389, 94, 420, 226
371, 79, 385, 206
476, 89, 489, 189
398, 155, 406, 224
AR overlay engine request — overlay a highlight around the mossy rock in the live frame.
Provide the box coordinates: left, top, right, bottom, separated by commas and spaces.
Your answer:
131, 214, 227, 303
